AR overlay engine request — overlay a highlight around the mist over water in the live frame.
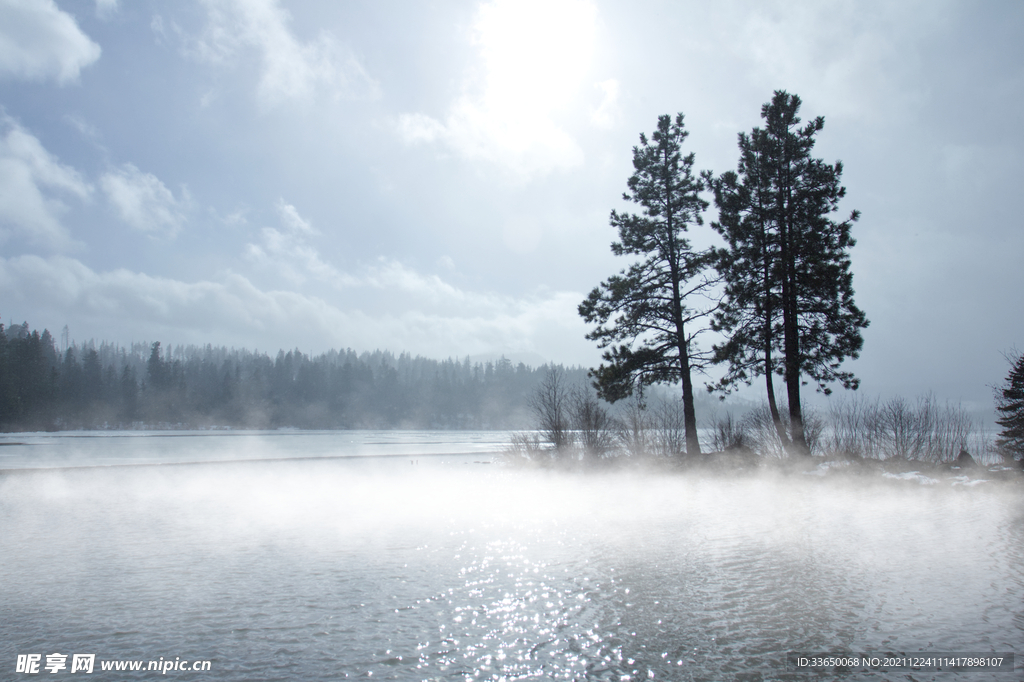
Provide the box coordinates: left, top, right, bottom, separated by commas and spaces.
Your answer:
1, 433, 1022, 680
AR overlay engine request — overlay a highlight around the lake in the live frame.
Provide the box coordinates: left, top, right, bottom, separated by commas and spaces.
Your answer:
1, 431, 1021, 680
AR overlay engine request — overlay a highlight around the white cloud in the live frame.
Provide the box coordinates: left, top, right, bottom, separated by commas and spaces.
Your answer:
0, 253, 345, 345
395, 113, 446, 145
396, 0, 599, 179
100, 164, 188, 237
242, 203, 497, 311
150, 14, 168, 41
590, 79, 620, 129
0, 0, 101, 84
95, 0, 117, 19
713, 0, 951, 123
275, 198, 316, 235
244, 200, 345, 285
231, 199, 593, 357
193, 0, 379, 105
64, 113, 100, 140
244, 201, 549, 315
0, 254, 591, 362
0, 116, 90, 249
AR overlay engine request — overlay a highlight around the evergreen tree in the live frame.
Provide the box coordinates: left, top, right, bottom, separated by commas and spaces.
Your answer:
0, 322, 11, 426
579, 113, 715, 456
147, 342, 167, 390
82, 348, 103, 412
995, 351, 1024, 462
707, 91, 867, 454
120, 364, 138, 422
60, 348, 83, 422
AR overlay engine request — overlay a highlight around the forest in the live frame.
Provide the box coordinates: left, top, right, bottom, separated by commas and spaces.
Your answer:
0, 320, 588, 432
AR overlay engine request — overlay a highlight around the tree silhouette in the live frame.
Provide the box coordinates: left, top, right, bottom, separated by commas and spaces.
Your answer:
996, 351, 1024, 462
707, 91, 867, 454
579, 113, 716, 456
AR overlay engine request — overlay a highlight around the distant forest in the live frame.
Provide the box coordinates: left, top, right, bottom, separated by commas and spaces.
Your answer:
0, 321, 589, 431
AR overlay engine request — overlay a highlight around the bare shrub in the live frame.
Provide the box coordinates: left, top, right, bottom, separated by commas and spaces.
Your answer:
822, 396, 872, 458
706, 412, 748, 452
505, 431, 546, 461
861, 395, 967, 462
803, 409, 825, 454
569, 385, 615, 458
528, 367, 572, 452
741, 401, 824, 458
651, 397, 687, 457
616, 394, 651, 457
741, 404, 786, 458
822, 395, 984, 463
921, 398, 975, 462
882, 396, 926, 459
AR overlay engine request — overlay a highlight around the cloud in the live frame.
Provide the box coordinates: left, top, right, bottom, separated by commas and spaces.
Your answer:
100, 164, 188, 237
242, 202, 520, 315
274, 198, 316, 235
0, 254, 591, 361
63, 113, 101, 140
94, 0, 117, 19
590, 79, 620, 129
396, 0, 599, 178
711, 0, 952, 124
243, 201, 555, 317
395, 113, 446, 145
244, 200, 346, 285
0, 116, 91, 249
193, 0, 379, 105
234, 199, 593, 357
0, 0, 101, 84
0, 253, 344, 345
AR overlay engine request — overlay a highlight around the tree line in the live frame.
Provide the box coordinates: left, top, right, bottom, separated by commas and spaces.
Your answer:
0, 320, 588, 431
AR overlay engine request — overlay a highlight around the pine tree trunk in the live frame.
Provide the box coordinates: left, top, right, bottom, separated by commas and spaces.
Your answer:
679, 337, 700, 456
782, 247, 808, 455
778, 135, 808, 456
785, 361, 806, 454
761, 229, 789, 448
765, 358, 789, 448
666, 186, 701, 458
781, 271, 807, 454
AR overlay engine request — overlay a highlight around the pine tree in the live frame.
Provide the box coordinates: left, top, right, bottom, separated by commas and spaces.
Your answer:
147, 341, 168, 390
579, 113, 715, 456
995, 351, 1024, 462
707, 91, 867, 454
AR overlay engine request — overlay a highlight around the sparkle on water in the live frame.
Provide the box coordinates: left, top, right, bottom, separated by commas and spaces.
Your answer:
0, 432, 1021, 681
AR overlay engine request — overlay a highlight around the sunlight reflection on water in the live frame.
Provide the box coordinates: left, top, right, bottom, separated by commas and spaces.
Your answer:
0, 434, 1021, 680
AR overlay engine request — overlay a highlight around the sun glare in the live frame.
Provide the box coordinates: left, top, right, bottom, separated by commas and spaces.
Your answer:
397, 0, 602, 175
474, 0, 596, 110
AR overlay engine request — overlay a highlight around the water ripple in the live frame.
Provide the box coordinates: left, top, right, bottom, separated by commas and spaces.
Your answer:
1, 461, 1021, 680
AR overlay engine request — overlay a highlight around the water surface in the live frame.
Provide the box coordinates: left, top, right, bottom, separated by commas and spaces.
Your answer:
1, 432, 1021, 680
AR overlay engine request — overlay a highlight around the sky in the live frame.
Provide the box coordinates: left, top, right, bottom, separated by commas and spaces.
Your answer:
0, 0, 1021, 412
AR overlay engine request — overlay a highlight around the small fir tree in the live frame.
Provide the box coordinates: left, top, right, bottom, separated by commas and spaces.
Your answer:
995, 351, 1024, 462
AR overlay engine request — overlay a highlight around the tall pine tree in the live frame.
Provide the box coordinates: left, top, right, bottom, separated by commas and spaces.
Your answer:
579, 113, 715, 456
708, 91, 867, 454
